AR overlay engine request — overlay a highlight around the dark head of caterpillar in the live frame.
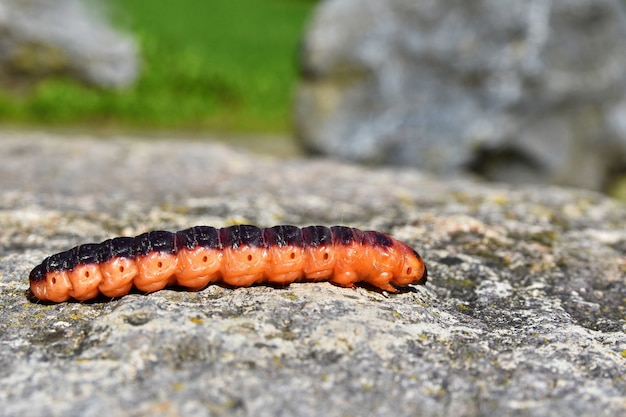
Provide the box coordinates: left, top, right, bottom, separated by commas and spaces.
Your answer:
29, 225, 428, 302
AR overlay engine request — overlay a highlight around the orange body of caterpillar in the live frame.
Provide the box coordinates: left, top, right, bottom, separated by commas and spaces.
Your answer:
29, 225, 427, 302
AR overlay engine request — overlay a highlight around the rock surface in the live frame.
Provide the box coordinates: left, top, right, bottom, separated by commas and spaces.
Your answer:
295, 0, 626, 190
0, 130, 624, 417
0, 0, 138, 88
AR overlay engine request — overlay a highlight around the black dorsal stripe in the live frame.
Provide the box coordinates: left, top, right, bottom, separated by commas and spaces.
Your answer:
220, 225, 263, 249
106, 237, 135, 260
72, 243, 103, 266
134, 231, 176, 256
362, 231, 393, 248
196, 226, 220, 249
302, 226, 332, 247
264, 225, 303, 247
176, 226, 220, 250
175, 227, 196, 250
43, 249, 74, 273
351, 228, 364, 244
330, 226, 355, 245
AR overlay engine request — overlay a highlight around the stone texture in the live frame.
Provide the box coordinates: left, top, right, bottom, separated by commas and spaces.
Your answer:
0, 130, 625, 417
0, 0, 138, 88
295, 0, 626, 190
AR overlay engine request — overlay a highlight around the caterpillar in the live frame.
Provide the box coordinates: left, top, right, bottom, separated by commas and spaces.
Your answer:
29, 225, 427, 302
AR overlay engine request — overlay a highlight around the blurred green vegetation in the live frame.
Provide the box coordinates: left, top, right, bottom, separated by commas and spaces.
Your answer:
0, 0, 316, 132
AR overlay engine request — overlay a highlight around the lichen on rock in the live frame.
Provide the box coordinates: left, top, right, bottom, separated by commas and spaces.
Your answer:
0, 131, 624, 417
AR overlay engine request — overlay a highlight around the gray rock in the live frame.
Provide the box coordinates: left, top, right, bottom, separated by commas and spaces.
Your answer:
295, 0, 626, 190
0, 0, 138, 87
0, 131, 624, 417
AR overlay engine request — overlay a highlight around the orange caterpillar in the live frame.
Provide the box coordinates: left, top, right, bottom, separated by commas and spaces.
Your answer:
29, 225, 427, 302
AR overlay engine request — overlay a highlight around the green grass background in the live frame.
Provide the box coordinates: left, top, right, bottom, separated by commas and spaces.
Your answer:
0, 0, 317, 132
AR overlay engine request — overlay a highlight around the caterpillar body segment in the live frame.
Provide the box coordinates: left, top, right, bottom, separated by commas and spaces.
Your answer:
175, 225, 221, 290
29, 225, 427, 302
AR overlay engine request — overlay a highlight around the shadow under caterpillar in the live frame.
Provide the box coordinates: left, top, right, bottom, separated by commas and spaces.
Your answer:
29, 225, 427, 302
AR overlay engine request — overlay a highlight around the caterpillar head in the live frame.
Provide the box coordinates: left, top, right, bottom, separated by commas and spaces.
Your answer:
392, 247, 427, 288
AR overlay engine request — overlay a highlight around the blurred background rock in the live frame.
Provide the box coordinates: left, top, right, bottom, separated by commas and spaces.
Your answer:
0, 0, 137, 88
295, 0, 626, 194
1, 0, 626, 197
